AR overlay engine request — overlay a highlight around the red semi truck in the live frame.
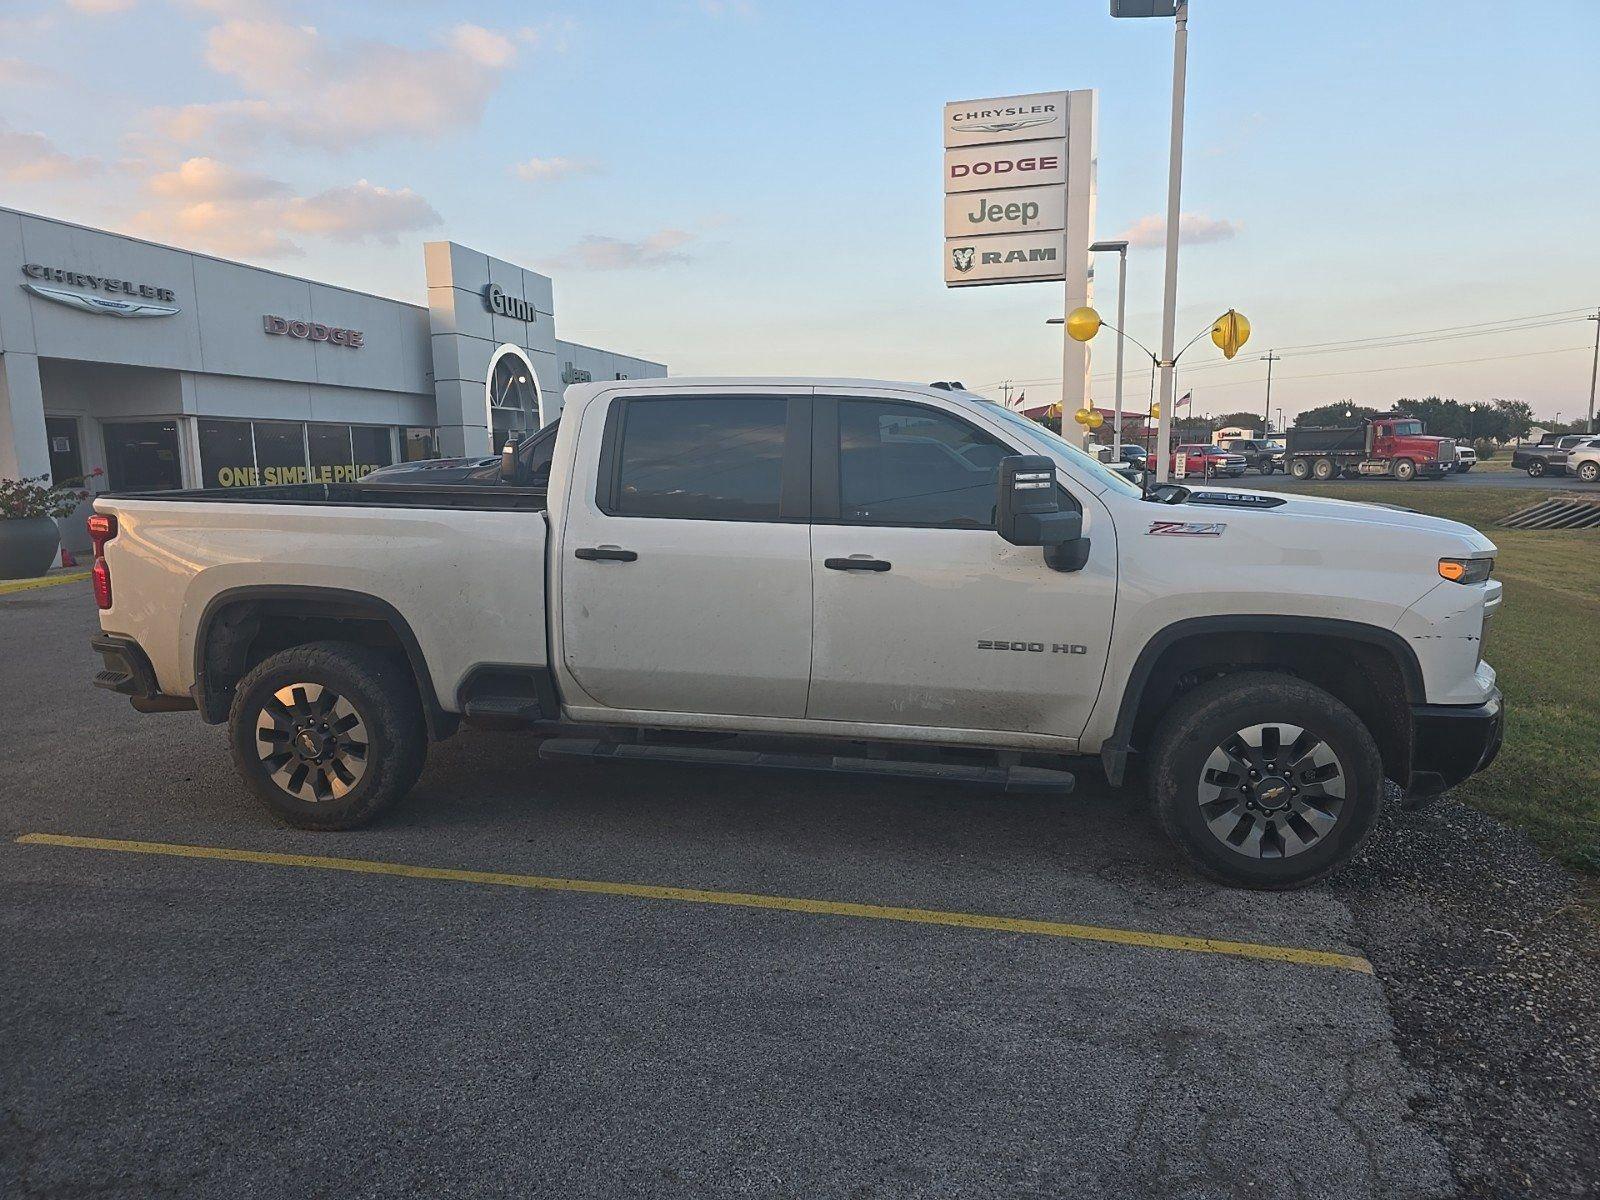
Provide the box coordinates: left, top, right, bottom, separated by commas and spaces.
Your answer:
1285, 416, 1458, 481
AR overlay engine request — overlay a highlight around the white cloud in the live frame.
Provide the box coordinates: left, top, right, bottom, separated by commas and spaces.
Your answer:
0, 57, 56, 87
145, 155, 288, 200
282, 180, 441, 245
562, 229, 696, 270
143, 19, 527, 151
128, 156, 440, 259
511, 156, 600, 183
0, 120, 103, 182
1118, 212, 1241, 248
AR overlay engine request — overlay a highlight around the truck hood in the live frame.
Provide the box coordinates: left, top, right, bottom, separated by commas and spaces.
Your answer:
1181, 486, 1496, 553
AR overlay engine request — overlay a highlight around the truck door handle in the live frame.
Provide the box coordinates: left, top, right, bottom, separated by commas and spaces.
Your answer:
574, 547, 637, 562
825, 557, 891, 572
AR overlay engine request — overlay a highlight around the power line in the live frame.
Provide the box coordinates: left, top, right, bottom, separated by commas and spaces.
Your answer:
980, 343, 1591, 397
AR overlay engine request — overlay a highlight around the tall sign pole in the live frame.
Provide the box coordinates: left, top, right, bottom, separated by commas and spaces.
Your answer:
1152, 0, 1189, 481
943, 89, 1096, 423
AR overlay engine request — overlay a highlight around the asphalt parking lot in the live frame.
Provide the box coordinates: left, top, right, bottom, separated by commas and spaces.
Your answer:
3, 581, 1594, 1198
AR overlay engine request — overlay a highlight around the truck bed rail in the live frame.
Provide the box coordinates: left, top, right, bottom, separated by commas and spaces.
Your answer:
104, 482, 548, 512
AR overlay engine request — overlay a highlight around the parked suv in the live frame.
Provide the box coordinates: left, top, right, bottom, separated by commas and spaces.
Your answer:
1567, 436, 1600, 483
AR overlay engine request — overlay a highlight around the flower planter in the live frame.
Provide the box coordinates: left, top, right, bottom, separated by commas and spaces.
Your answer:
0, 515, 62, 580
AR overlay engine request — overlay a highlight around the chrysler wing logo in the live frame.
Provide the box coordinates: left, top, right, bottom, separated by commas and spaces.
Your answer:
22, 282, 180, 318
953, 116, 1056, 135
951, 247, 975, 273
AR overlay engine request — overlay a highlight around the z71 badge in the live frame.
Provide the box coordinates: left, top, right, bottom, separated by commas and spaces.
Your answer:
1147, 521, 1227, 537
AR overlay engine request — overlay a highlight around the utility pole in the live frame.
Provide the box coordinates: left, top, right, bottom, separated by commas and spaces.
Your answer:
1152, 0, 1189, 482
1260, 350, 1280, 433
1587, 312, 1598, 435
1001, 380, 1014, 408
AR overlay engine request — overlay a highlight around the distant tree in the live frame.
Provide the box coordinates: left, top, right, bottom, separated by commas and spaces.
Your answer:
1491, 398, 1534, 441
1214, 410, 1266, 430
1294, 402, 1380, 428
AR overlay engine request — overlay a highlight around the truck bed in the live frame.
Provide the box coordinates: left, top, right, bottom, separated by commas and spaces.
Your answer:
106, 482, 548, 512
1285, 426, 1366, 456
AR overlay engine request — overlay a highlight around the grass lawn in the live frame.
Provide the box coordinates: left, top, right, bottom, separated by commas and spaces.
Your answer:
1293, 480, 1600, 875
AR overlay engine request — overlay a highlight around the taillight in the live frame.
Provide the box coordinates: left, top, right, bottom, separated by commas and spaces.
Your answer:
87, 513, 116, 610
87, 513, 116, 555
92, 557, 112, 609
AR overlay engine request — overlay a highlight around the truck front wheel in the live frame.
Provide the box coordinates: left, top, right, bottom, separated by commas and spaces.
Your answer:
1394, 458, 1418, 481
228, 641, 427, 830
1146, 672, 1383, 889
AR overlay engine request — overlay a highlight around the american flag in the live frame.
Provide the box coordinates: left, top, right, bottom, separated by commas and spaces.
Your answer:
1177, 390, 1193, 409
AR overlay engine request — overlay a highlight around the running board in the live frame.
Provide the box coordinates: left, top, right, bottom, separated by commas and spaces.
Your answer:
536, 737, 1075, 794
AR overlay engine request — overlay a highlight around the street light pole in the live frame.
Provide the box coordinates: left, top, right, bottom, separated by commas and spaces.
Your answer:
1586, 311, 1598, 435
1153, 0, 1189, 482
1260, 350, 1280, 433
1091, 240, 1130, 456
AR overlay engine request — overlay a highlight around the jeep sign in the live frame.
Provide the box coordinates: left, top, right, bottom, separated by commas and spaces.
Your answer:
943, 184, 1065, 238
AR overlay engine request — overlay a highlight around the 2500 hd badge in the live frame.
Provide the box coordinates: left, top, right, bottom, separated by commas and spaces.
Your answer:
977, 640, 1089, 654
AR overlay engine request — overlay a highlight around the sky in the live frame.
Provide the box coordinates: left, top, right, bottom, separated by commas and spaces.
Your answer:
1, 0, 1596, 424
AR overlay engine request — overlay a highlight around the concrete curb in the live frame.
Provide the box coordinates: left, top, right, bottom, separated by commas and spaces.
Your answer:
0, 570, 91, 597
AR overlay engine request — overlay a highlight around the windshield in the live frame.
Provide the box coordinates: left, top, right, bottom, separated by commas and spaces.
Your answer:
1392, 420, 1423, 436
984, 404, 1143, 497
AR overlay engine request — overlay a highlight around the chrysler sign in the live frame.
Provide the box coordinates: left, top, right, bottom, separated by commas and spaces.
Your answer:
944, 91, 1068, 147
21, 262, 180, 317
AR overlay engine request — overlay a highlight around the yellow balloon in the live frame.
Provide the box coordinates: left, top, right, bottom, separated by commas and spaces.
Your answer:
1072, 407, 1092, 425
1210, 309, 1251, 360
1046, 403, 1062, 420
1086, 410, 1104, 429
1065, 306, 1102, 342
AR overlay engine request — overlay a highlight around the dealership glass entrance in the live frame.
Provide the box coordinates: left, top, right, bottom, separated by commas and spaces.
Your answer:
104, 421, 182, 491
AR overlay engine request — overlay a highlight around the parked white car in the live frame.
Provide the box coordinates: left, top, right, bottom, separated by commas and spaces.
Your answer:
87, 376, 1504, 889
1452, 443, 1477, 473
1568, 436, 1600, 483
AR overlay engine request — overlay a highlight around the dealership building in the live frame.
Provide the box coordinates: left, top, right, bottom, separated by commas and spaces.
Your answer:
0, 206, 665, 548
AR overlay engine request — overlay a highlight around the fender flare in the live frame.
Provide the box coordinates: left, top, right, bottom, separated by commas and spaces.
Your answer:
1099, 614, 1425, 786
192, 584, 456, 740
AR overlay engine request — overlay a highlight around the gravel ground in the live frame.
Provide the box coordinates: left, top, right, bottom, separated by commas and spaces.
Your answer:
1337, 789, 1600, 1198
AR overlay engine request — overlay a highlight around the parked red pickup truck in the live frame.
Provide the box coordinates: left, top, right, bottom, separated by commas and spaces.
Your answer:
1171, 444, 1247, 478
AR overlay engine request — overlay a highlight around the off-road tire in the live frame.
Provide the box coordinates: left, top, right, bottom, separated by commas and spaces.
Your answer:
1147, 672, 1384, 889
228, 641, 427, 830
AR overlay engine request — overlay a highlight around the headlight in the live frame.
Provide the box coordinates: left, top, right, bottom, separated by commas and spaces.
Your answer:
1438, 557, 1493, 584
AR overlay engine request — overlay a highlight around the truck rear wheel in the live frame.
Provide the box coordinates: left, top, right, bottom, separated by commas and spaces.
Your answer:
1394, 458, 1417, 481
1289, 459, 1310, 480
1527, 459, 1546, 477
228, 641, 427, 830
1146, 672, 1383, 889
1312, 457, 1337, 481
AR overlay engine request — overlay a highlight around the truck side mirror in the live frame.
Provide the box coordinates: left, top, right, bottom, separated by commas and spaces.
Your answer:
996, 456, 1086, 571
499, 433, 522, 483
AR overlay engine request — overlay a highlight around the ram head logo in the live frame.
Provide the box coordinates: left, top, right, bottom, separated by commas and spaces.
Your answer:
951, 247, 975, 274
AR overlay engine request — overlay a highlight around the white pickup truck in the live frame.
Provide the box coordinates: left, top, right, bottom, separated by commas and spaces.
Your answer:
87, 378, 1504, 888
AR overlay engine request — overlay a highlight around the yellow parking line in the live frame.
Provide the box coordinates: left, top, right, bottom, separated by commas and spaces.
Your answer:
0, 571, 90, 596
17, 832, 1374, 975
